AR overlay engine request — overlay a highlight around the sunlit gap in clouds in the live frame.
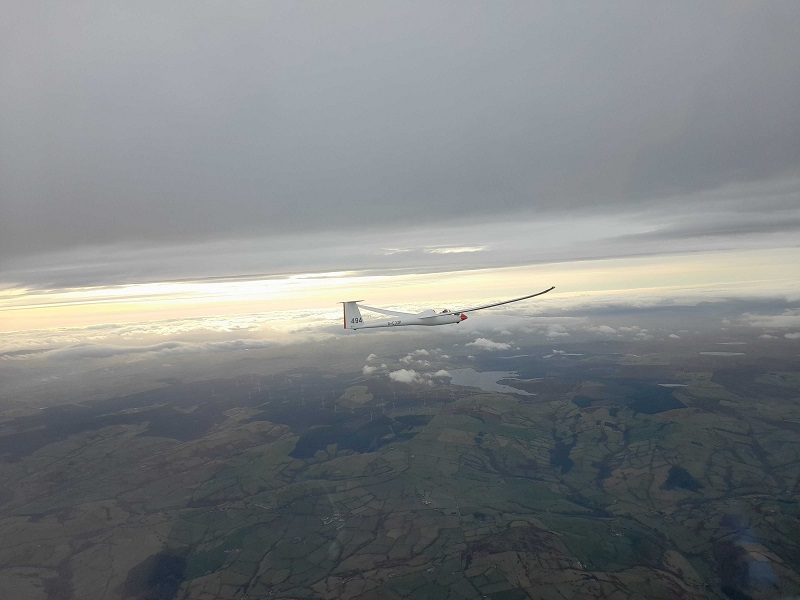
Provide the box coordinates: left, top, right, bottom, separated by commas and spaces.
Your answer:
2, 247, 798, 346
1, 271, 364, 330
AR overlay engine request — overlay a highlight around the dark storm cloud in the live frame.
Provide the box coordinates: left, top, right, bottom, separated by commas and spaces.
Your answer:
1, 2, 799, 264
617, 176, 800, 241
3, 177, 798, 293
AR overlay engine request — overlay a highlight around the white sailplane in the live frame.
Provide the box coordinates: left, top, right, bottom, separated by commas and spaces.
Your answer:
341, 286, 555, 330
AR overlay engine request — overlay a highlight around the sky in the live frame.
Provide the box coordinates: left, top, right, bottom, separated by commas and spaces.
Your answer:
1, 1, 799, 341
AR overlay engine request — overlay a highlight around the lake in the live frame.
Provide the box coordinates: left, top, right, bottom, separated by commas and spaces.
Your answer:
448, 368, 535, 395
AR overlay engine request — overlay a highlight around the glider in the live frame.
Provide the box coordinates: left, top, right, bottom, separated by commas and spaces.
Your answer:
341, 286, 554, 330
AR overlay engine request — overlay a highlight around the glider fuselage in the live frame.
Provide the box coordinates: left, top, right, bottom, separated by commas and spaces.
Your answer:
349, 312, 466, 330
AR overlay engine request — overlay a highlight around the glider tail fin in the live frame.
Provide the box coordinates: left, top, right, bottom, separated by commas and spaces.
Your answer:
341, 301, 365, 330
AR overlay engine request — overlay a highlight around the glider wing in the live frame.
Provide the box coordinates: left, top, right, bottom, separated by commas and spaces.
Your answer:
451, 286, 555, 314
358, 304, 416, 318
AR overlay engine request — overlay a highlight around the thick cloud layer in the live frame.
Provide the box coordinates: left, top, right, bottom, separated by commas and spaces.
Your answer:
2, 2, 799, 267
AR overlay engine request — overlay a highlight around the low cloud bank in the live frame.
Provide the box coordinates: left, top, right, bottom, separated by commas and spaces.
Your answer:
3, 338, 278, 363
466, 338, 511, 351
389, 369, 421, 384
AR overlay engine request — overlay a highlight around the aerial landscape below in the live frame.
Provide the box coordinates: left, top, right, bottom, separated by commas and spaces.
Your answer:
1, 302, 799, 599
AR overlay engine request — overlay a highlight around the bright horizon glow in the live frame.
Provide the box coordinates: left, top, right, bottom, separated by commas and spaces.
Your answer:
2, 247, 798, 335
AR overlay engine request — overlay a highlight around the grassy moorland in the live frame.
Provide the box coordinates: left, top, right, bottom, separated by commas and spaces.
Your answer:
0, 336, 798, 599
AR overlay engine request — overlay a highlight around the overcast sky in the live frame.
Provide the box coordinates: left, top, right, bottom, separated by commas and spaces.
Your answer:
2, 2, 799, 294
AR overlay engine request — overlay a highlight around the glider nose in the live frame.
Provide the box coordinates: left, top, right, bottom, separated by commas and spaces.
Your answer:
460, 313, 467, 321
